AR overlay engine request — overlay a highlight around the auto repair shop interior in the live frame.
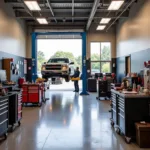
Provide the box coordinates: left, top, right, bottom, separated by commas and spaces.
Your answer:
0, 0, 150, 150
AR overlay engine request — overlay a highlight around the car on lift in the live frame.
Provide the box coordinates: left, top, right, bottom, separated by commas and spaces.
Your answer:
41, 58, 74, 82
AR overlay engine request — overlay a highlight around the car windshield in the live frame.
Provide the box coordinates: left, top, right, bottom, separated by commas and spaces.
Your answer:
47, 58, 69, 63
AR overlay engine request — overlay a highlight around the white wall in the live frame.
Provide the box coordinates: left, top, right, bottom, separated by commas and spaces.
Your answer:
0, 0, 27, 57
116, 0, 150, 57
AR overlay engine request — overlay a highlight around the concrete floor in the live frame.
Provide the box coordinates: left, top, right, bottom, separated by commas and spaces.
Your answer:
0, 91, 149, 150
50, 80, 82, 91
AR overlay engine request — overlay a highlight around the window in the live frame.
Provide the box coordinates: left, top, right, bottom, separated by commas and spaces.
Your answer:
90, 43, 100, 61
90, 42, 111, 74
91, 62, 100, 75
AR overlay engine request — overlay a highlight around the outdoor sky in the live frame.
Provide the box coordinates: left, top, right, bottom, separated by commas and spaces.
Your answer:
37, 39, 82, 60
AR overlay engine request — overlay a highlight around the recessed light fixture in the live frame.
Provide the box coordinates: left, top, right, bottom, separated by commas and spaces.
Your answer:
24, 0, 41, 11
100, 18, 111, 24
108, 0, 124, 10
97, 25, 106, 30
36, 18, 48, 24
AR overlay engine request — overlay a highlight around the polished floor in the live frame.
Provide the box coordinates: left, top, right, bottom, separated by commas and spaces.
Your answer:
0, 91, 149, 150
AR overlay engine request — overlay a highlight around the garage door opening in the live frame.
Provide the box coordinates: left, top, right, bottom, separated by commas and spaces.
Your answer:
37, 39, 82, 91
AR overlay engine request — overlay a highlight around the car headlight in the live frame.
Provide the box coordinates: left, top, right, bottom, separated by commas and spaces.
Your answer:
41, 66, 46, 70
62, 66, 67, 70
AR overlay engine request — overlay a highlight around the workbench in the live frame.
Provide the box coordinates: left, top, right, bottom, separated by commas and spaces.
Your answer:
110, 89, 150, 143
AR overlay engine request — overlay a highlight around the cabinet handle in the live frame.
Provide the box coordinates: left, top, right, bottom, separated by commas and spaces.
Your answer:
118, 107, 124, 113
0, 99, 8, 103
112, 108, 116, 113
18, 111, 22, 114
0, 106, 8, 111
18, 103, 22, 106
119, 99, 124, 104
0, 110, 8, 116
118, 102, 124, 108
118, 113, 124, 119
0, 119, 8, 125
0, 102, 8, 107
112, 102, 116, 106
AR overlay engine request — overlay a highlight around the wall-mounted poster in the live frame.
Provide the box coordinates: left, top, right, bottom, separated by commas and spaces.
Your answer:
24, 59, 27, 74
11, 63, 14, 71
16, 64, 19, 69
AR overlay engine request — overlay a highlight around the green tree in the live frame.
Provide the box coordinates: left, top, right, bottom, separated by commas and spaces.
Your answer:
37, 51, 46, 71
101, 46, 111, 60
75, 56, 82, 70
51, 51, 76, 63
102, 63, 110, 73
50, 51, 82, 68
91, 53, 100, 61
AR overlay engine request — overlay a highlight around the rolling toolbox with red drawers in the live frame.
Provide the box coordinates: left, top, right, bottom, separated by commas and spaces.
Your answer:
8, 92, 22, 131
22, 84, 42, 106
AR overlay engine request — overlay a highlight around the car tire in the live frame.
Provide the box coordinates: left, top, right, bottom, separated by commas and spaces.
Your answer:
65, 76, 70, 82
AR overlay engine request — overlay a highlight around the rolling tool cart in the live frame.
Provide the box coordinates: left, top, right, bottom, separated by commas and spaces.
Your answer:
87, 78, 97, 92
8, 92, 22, 132
110, 89, 150, 144
0, 96, 9, 140
106, 78, 114, 98
22, 84, 42, 106
96, 80, 108, 100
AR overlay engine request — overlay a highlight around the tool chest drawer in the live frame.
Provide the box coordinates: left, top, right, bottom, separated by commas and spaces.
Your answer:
0, 105, 8, 115
118, 112, 125, 133
0, 111, 8, 123
0, 119, 8, 134
112, 108, 117, 124
112, 96, 116, 102
18, 94, 22, 100
112, 102, 116, 110
118, 97, 124, 104
0, 96, 9, 137
0, 98, 8, 121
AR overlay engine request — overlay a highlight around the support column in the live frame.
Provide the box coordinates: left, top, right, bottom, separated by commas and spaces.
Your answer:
31, 32, 38, 82
80, 32, 89, 95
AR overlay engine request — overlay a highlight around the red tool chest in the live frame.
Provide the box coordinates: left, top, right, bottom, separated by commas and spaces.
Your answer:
22, 84, 42, 106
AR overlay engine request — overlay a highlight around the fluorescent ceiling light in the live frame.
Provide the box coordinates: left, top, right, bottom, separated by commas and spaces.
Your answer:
97, 25, 106, 30
24, 1, 41, 11
108, 0, 124, 10
37, 18, 48, 24
100, 18, 111, 24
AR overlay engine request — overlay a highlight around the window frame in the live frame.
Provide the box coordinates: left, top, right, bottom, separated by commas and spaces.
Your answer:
90, 41, 112, 74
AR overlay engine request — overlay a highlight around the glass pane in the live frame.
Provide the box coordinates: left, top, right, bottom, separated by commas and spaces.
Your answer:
101, 62, 111, 73
101, 42, 111, 61
90, 42, 100, 61
91, 62, 100, 75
